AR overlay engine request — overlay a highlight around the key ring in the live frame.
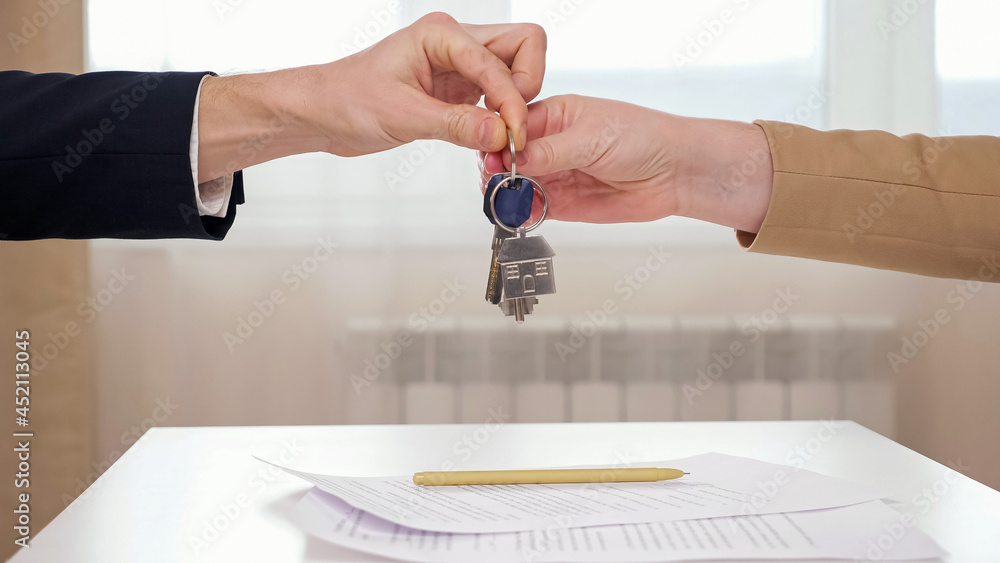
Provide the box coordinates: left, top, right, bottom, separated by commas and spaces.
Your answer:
489, 130, 549, 234
508, 128, 517, 180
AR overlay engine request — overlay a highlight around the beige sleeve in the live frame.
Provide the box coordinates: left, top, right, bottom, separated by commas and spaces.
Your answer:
738, 120, 1000, 280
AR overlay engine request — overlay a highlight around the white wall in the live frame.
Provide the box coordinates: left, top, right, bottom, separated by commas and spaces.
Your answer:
87, 242, 1000, 488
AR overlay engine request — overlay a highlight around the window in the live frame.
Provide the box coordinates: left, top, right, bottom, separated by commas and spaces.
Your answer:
85, 1, 878, 249
511, 0, 826, 247
936, 0, 1000, 135
512, 0, 825, 124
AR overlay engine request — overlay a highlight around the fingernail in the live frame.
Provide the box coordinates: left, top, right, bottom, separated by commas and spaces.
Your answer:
479, 119, 496, 149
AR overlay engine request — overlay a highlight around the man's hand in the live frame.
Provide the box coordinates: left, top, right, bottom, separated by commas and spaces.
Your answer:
198, 13, 545, 181
481, 95, 774, 234
319, 13, 545, 156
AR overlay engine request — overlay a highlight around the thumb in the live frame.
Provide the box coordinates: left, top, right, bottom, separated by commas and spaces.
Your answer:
406, 96, 508, 151
515, 130, 589, 176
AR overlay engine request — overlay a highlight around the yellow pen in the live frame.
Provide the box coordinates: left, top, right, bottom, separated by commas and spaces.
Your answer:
412, 467, 687, 486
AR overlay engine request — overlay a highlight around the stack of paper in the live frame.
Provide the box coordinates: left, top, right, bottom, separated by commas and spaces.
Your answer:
263, 452, 947, 562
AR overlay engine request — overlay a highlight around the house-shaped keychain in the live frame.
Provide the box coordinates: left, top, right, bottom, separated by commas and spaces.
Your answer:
497, 234, 556, 299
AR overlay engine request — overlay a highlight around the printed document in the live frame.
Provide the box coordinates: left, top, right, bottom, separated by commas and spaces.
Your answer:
262, 452, 890, 534
289, 488, 947, 563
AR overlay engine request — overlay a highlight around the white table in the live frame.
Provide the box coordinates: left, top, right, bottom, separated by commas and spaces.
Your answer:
13, 421, 1000, 562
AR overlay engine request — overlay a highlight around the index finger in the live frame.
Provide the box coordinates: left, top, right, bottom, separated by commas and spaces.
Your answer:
417, 13, 529, 149
462, 22, 547, 104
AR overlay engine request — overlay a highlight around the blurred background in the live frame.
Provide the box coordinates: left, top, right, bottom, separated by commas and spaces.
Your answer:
2, 0, 999, 548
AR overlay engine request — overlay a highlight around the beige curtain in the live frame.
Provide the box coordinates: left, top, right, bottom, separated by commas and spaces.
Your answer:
0, 1, 92, 559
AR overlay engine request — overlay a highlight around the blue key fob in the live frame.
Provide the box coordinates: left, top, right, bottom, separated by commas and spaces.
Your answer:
484, 173, 534, 228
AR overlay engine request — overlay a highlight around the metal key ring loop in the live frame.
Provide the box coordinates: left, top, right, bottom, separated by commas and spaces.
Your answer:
489, 174, 550, 234
508, 129, 516, 179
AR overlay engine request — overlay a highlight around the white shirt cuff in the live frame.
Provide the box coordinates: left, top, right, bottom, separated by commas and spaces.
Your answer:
190, 74, 233, 218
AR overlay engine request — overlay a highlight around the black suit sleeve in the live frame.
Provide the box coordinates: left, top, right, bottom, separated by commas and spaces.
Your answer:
0, 70, 245, 241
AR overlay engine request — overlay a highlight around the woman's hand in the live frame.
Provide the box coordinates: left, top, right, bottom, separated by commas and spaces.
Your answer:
481, 95, 773, 233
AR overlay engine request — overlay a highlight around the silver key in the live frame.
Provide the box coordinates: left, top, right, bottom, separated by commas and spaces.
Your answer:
485, 224, 515, 305
484, 129, 555, 323
496, 228, 556, 323
499, 294, 537, 321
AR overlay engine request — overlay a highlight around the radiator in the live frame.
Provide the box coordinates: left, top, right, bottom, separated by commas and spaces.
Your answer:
343, 315, 897, 438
